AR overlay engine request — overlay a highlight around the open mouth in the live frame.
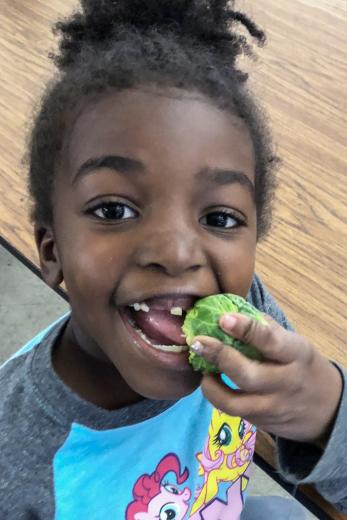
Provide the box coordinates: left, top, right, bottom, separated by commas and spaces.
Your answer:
120, 295, 197, 354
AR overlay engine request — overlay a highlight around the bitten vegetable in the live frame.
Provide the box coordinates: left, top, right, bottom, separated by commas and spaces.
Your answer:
182, 294, 267, 374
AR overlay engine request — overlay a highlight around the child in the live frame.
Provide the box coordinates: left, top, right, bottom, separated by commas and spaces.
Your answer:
0, 0, 346, 518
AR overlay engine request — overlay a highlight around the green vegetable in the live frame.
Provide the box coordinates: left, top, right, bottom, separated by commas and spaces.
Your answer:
182, 294, 267, 374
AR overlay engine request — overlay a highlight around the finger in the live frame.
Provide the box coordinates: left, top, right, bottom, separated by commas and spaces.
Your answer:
219, 313, 301, 364
191, 335, 285, 393
201, 374, 279, 425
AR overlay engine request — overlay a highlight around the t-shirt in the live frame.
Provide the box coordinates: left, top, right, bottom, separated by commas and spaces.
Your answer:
1, 275, 346, 519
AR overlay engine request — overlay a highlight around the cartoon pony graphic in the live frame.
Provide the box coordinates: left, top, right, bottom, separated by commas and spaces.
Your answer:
126, 453, 191, 520
190, 409, 256, 517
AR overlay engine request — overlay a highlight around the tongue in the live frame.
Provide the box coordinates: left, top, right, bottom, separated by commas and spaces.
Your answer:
133, 309, 186, 346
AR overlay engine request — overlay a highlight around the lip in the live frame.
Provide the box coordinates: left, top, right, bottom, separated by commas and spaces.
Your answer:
119, 308, 194, 372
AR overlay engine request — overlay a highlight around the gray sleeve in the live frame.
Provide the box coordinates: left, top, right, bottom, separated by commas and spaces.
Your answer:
276, 366, 347, 513
249, 275, 347, 513
247, 274, 294, 332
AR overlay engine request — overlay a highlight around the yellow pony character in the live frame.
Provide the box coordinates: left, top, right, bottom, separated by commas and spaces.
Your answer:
190, 409, 256, 516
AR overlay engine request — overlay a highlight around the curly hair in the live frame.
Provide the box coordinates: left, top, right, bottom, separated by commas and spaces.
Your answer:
28, 0, 278, 239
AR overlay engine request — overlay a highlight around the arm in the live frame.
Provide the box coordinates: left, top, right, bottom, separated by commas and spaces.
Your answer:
249, 275, 347, 512
276, 365, 347, 513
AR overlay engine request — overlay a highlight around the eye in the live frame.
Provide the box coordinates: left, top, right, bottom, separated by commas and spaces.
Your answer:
238, 419, 246, 439
200, 210, 245, 229
88, 201, 138, 221
164, 484, 179, 495
159, 503, 180, 519
213, 423, 232, 447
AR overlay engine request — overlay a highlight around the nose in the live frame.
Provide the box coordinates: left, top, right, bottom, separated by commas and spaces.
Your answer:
134, 220, 206, 277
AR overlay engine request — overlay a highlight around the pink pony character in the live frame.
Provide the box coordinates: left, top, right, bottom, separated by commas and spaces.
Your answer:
126, 453, 191, 520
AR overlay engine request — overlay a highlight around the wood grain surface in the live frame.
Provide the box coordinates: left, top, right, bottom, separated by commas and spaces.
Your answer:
0, 1, 346, 518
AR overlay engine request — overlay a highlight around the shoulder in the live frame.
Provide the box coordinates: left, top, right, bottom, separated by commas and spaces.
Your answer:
0, 331, 69, 514
248, 274, 294, 331
0, 349, 48, 450
0, 318, 69, 469
0, 315, 68, 418
0, 350, 33, 415
0, 352, 42, 504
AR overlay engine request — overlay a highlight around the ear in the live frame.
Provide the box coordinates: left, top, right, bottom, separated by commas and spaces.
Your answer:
34, 224, 64, 288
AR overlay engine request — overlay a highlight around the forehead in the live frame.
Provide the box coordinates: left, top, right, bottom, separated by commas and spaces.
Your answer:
65, 87, 255, 182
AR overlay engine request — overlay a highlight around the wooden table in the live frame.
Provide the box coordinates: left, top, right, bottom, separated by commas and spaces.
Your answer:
0, 1, 346, 518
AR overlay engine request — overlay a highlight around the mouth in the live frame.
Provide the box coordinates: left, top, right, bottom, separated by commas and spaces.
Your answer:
119, 294, 198, 357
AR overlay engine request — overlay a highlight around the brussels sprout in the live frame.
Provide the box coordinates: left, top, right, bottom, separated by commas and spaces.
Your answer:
182, 294, 267, 374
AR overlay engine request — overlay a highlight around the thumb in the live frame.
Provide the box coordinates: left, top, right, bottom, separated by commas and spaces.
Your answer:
219, 312, 269, 344
219, 313, 295, 363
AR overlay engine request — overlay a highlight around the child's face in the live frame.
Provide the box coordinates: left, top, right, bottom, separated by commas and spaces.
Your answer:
48, 87, 257, 400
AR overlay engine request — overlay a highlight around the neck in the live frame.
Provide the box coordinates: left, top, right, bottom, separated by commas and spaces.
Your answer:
52, 320, 143, 410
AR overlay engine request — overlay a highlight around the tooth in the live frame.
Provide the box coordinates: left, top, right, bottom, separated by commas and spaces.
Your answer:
152, 344, 189, 353
141, 303, 150, 312
170, 307, 183, 316
133, 303, 141, 311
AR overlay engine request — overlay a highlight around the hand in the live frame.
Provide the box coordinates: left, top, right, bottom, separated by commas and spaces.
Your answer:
191, 313, 343, 444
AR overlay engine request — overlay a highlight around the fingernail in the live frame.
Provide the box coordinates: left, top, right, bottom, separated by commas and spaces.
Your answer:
221, 314, 237, 329
190, 341, 204, 354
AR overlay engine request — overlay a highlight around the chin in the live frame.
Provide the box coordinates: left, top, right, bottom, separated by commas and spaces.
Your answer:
129, 373, 202, 401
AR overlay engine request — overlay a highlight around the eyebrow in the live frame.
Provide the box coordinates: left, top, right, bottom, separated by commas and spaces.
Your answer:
72, 154, 255, 197
197, 166, 255, 197
72, 155, 145, 185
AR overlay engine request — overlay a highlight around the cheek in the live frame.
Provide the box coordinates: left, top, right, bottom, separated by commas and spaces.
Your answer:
217, 238, 256, 297
59, 233, 122, 301
146, 492, 169, 513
